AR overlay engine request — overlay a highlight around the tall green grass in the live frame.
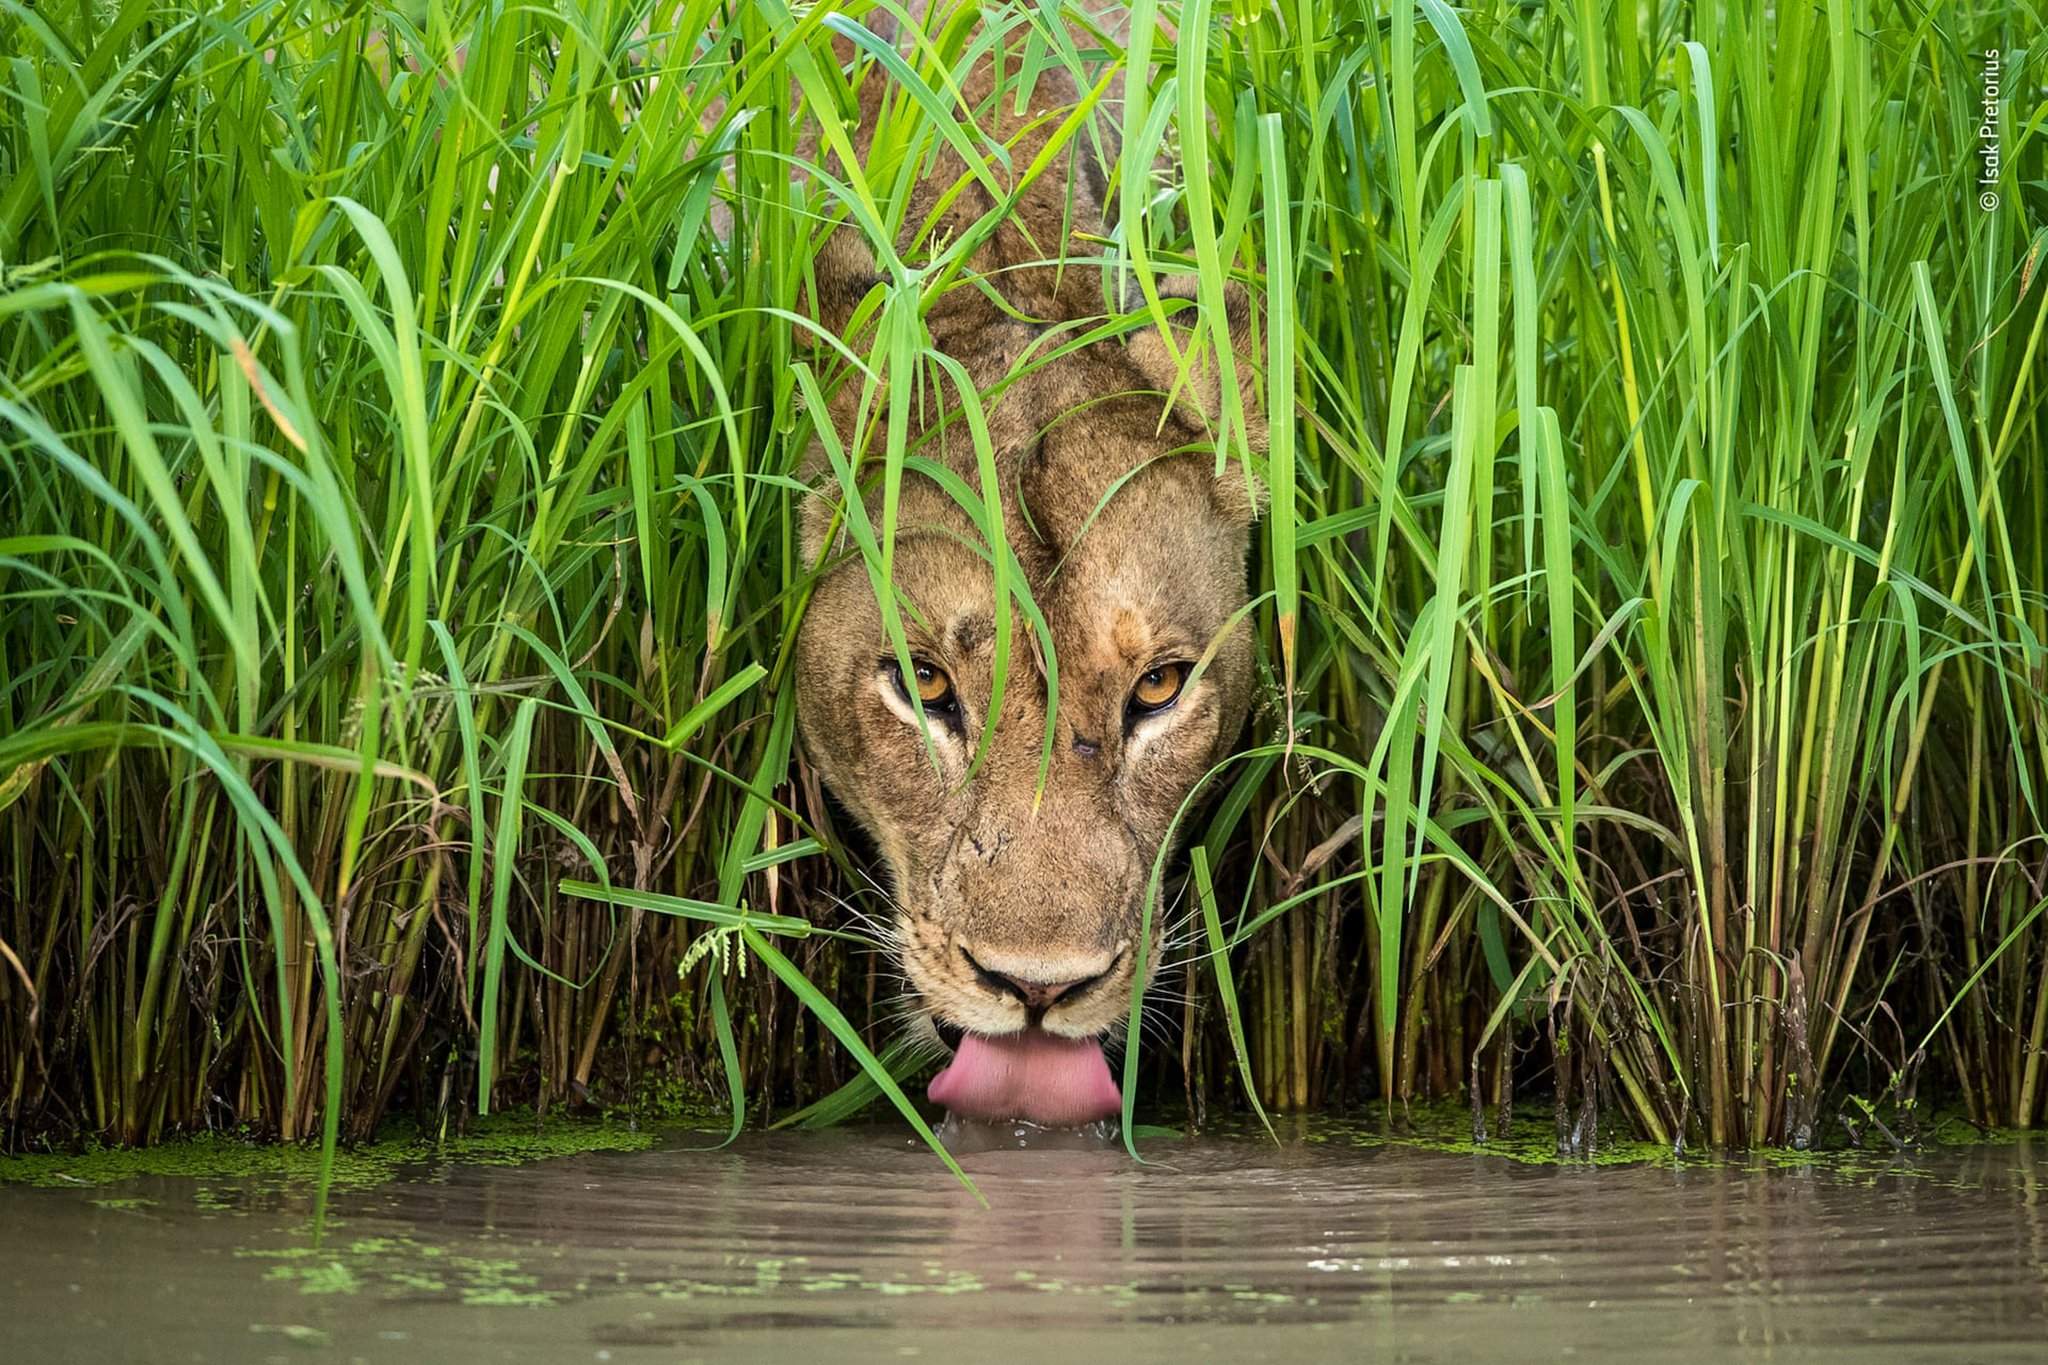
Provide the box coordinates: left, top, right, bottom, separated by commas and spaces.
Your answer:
2, 0, 2043, 1190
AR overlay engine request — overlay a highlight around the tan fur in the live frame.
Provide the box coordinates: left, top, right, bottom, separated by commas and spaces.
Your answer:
793, 29, 1261, 1045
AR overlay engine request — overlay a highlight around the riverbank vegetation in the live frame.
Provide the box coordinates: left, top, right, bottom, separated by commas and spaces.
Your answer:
3, 0, 2043, 1187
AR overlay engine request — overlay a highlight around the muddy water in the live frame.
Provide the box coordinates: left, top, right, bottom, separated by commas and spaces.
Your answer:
5, 1125, 2046, 1363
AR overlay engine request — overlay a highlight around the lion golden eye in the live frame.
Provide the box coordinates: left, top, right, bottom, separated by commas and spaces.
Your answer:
1129, 662, 1187, 717
889, 657, 958, 714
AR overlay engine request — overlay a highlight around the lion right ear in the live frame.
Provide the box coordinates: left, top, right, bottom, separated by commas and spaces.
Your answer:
1122, 274, 1267, 449
1122, 274, 1269, 526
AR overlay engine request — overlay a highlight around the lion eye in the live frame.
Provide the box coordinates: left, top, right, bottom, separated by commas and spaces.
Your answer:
889, 657, 958, 714
1128, 662, 1187, 717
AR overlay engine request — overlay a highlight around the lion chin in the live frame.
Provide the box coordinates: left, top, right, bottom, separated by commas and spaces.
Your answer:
790, 29, 1262, 1127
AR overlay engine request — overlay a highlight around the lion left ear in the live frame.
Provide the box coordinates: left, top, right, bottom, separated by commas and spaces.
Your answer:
800, 226, 884, 346
1122, 274, 1268, 526
793, 22, 900, 349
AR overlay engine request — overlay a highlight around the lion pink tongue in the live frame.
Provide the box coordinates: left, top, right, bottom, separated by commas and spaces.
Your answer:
928, 1031, 1121, 1126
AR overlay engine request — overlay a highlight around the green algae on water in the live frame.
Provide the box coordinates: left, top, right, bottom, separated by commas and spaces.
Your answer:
264, 1261, 362, 1296
241, 1236, 566, 1305
0, 1111, 655, 1192
1190, 1102, 2037, 1178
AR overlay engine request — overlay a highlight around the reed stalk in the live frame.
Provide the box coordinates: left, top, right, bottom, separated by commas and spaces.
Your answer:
1, 0, 2042, 1181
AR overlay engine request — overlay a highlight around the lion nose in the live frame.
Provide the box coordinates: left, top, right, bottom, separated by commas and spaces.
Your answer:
993, 972, 1086, 1010
960, 948, 1113, 1013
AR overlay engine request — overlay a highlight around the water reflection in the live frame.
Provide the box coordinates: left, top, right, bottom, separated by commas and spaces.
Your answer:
3, 1127, 2045, 1363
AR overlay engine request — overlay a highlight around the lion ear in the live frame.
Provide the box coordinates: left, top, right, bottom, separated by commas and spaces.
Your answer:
801, 226, 884, 344
795, 22, 902, 345
1122, 274, 1268, 526
797, 435, 850, 568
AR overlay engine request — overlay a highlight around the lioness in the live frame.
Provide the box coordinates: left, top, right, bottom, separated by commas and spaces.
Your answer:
794, 28, 1263, 1127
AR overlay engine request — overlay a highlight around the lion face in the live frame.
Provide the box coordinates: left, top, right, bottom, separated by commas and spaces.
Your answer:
792, 334, 1258, 1124
799, 437, 1252, 996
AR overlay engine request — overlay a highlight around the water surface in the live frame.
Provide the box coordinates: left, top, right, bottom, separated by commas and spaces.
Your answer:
6, 1124, 2045, 1362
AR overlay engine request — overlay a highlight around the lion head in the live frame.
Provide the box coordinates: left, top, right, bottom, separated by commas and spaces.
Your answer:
793, 42, 1261, 1126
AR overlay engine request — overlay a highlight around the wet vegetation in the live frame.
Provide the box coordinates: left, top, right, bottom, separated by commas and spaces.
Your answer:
2, 0, 2044, 1202
0, 1110, 654, 1191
